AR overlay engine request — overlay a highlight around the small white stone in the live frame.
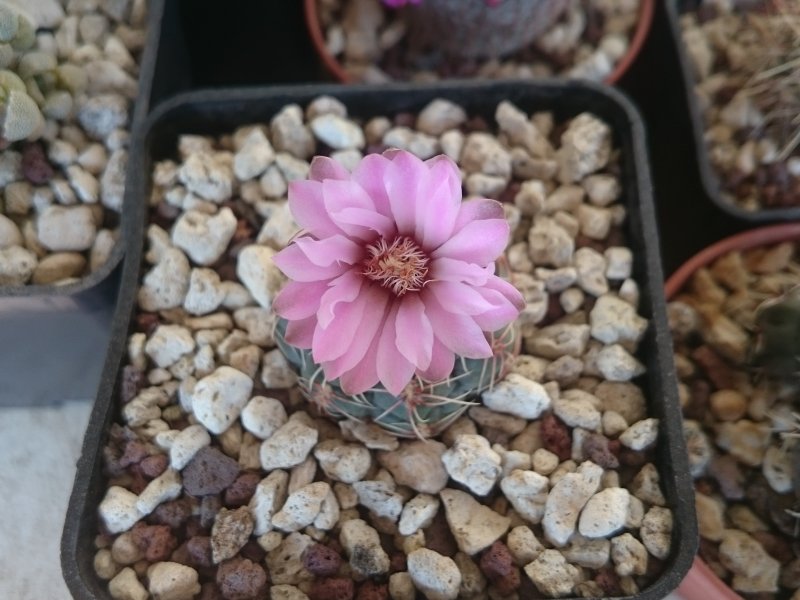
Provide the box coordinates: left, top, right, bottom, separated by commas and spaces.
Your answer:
553, 394, 601, 431
619, 418, 659, 451
136, 468, 182, 516
108, 567, 147, 600
556, 112, 611, 183
439, 488, 510, 555
481, 373, 551, 419
138, 248, 190, 311
528, 216, 574, 268
574, 246, 609, 297
561, 535, 610, 569
265, 531, 314, 585
542, 461, 603, 547
256, 201, 300, 250
611, 533, 648, 577
99, 486, 142, 534
340, 519, 390, 577
506, 525, 545, 565
236, 244, 285, 310
145, 325, 195, 368
0, 246, 36, 285
270, 104, 315, 159
272, 482, 330, 532
260, 420, 318, 470
460, 132, 511, 178
37, 205, 96, 251
352, 479, 405, 521
416, 99, 467, 136
641, 506, 673, 560
178, 152, 233, 202
101, 149, 127, 210
382, 127, 439, 160
596, 344, 645, 381
182, 268, 225, 315
524, 550, 582, 597
407, 548, 461, 600
377, 439, 448, 494
496, 100, 552, 158
441, 434, 501, 496
500, 470, 549, 524
398, 493, 440, 536
590, 294, 648, 347
171, 207, 237, 266
233, 128, 275, 181
146, 562, 201, 600
578, 487, 630, 538
191, 366, 253, 435
260, 349, 297, 389
249, 470, 289, 535
314, 440, 372, 484
310, 113, 365, 150
241, 396, 287, 440
604, 247, 633, 280
169, 424, 211, 470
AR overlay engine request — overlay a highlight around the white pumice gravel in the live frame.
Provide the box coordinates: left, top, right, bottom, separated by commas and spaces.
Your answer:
91, 97, 674, 599
0, 0, 148, 287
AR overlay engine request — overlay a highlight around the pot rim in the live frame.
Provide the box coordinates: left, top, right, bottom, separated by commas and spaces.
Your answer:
303, 0, 655, 85
667, 221, 800, 600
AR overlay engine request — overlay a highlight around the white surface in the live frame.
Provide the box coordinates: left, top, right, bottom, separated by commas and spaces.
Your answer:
0, 399, 688, 600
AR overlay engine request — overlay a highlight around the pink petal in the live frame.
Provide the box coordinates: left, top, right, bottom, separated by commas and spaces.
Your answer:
285, 316, 316, 348
384, 150, 427, 236
417, 338, 455, 382
417, 155, 461, 250
422, 290, 493, 359
470, 288, 523, 331
376, 303, 416, 395
323, 179, 382, 241
312, 289, 369, 363
428, 257, 494, 286
431, 216, 509, 265
337, 324, 383, 394
351, 153, 393, 218
309, 156, 350, 181
395, 294, 433, 370
331, 207, 395, 239
317, 270, 363, 329
288, 180, 341, 238
484, 275, 526, 311
451, 198, 504, 233
272, 280, 328, 320
292, 235, 363, 267
323, 285, 389, 380
273, 243, 351, 282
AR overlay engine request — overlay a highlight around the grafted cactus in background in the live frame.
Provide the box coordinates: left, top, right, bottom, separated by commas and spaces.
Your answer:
385, 0, 569, 62
0, 2, 89, 143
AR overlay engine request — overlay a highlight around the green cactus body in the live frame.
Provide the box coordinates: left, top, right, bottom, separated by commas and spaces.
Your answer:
275, 318, 519, 439
753, 284, 800, 381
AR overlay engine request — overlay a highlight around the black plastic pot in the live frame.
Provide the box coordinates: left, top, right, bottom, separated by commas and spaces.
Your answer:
62, 80, 697, 599
0, 0, 165, 406
667, 0, 800, 222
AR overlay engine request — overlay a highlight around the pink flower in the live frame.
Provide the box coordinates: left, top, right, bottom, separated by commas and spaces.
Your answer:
272, 149, 524, 396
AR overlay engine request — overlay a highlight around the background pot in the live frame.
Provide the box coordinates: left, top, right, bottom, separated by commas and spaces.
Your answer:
666, 0, 800, 223
0, 0, 164, 406
304, 0, 655, 85
62, 80, 696, 600
666, 222, 800, 600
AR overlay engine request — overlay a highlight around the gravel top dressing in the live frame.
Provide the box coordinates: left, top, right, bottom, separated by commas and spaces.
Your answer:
90, 93, 677, 600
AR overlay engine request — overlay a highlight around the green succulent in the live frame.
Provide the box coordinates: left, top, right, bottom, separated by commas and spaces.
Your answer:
275, 318, 519, 439
752, 284, 800, 382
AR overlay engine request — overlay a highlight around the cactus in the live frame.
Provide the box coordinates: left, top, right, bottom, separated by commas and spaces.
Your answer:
752, 284, 800, 382
275, 318, 519, 439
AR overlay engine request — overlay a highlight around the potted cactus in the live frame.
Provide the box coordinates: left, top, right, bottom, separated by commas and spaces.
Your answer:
306, 0, 655, 84
667, 223, 800, 599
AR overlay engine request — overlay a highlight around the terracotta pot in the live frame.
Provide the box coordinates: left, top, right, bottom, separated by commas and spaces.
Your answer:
666, 222, 800, 600
304, 0, 655, 85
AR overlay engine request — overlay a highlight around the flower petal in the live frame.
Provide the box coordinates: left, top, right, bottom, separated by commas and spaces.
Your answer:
428, 257, 494, 286
422, 289, 493, 359
376, 303, 416, 395
337, 325, 382, 394
272, 280, 328, 320
451, 197, 504, 232
285, 315, 316, 348
317, 270, 363, 329
288, 180, 341, 238
395, 294, 433, 370
323, 285, 389, 380
331, 207, 395, 239
351, 153, 393, 218
384, 150, 427, 236
323, 179, 382, 241
273, 242, 351, 282
292, 235, 363, 267
309, 155, 350, 181
417, 338, 455, 382
428, 281, 500, 316
431, 214, 509, 265
312, 288, 370, 363
417, 155, 461, 250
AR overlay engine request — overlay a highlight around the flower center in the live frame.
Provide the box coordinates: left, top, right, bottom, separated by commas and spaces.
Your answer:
362, 236, 429, 296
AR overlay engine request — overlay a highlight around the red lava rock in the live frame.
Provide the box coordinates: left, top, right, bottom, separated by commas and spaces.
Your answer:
691, 346, 735, 390
685, 378, 711, 421
393, 112, 415, 127
200, 495, 223, 529
708, 454, 745, 500
309, 578, 354, 600
303, 543, 342, 577
356, 580, 389, 600
131, 523, 177, 562
152, 498, 193, 529
127, 467, 149, 494
135, 312, 160, 335
424, 512, 458, 557
594, 566, 622, 596
389, 552, 406, 573
183, 447, 241, 497
185, 516, 206, 538
216, 557, 268, 600
224, 472, 261, 507
187, 536, 214, 568
119, 440, 148, 468
540, 413, 571, 461
239, 539, 266, 564
583, 433, 619, 469
198, 582, 224, 600
139, 454, 169, 479
170, 541, 193, 566
492, 568, 521, 596
480, 541, 515, 580
121, 366, 145, 403
21, 142, 54, 184
618, 448, 647, 468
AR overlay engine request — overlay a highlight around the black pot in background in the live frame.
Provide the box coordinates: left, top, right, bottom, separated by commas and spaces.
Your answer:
0, 0, 165, 406
61, 80, 698, 599
666, 0, 800, 222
